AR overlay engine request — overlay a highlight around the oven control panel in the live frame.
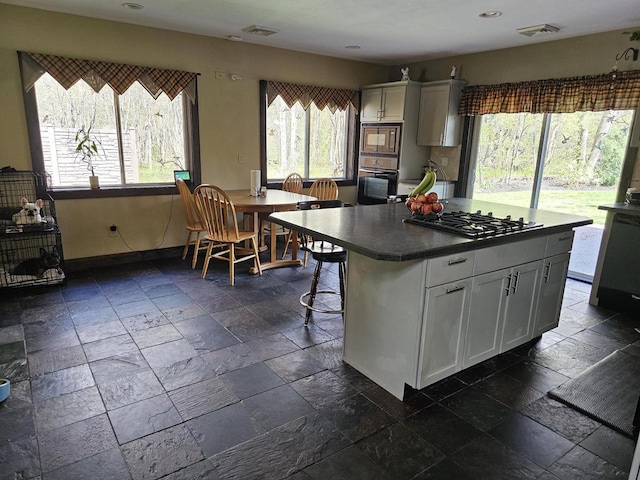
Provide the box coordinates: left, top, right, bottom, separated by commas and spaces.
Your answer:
359, 156, 398, 171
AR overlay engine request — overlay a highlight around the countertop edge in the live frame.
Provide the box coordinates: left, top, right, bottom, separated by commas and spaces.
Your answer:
270, 214, 591, 262
598, 203, 640, 215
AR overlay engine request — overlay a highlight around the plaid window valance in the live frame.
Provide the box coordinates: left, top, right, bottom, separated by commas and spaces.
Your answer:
459, 70, 640, 116
20, 52, 198, 103
266, 80, 359, 113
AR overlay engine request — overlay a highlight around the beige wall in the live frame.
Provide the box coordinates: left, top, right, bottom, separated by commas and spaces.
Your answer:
398, 28, 639, 84
0, 4, 388, 259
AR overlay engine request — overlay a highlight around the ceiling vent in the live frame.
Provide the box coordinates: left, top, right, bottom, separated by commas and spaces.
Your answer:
242, 25, 279, 37
516, 24, 560, 37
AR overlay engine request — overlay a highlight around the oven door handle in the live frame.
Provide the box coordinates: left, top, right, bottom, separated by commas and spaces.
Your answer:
359, 168, 396, 176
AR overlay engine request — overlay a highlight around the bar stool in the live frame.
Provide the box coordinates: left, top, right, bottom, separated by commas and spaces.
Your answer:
297, 200, 346, 326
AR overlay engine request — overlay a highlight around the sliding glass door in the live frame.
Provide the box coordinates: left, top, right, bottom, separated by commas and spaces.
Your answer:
471, 113, 543, 208
470, 109, 635, 281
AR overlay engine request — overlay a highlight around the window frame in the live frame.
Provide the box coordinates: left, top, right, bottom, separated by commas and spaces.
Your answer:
259, 80, 358, 189
19, 54, 201, 198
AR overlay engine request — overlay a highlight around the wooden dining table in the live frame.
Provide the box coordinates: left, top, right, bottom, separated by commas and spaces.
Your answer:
225, 189, 316, 273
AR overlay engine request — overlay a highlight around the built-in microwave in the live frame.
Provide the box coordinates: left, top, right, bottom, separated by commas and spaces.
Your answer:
360, 124, 401, 155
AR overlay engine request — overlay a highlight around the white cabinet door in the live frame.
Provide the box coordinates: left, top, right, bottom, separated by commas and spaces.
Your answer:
534, 253, 570, 337
361, 88, 383, 122
500, 260, 543, 352
418, 279, 471, 388
465, 269, 509, 368
417, 85, 450, 146
417, 80, 465, 146
380, 86, 406, 121
361, 86, 406, 122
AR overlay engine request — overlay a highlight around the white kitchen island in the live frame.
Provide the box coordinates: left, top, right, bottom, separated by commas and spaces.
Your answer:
270, 199, 592, 400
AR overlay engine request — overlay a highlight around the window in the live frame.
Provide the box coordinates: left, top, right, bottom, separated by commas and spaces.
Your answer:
33, 73, 187, 187
260, 80, 358, 185
20, 52, 199, 193
470, 112, 543, 209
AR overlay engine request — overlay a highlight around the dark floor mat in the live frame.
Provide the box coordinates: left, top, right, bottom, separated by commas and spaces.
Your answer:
548, 350, 640, 438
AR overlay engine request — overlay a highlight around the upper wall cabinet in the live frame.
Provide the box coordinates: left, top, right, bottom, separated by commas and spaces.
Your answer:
417, 80, 467, 146
361, 81, 420, 122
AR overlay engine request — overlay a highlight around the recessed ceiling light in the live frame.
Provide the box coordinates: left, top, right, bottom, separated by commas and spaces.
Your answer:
479, 11, 502, 18
345, 45, 361, 50
228, 35, 244, 42
122, 2, 144, 10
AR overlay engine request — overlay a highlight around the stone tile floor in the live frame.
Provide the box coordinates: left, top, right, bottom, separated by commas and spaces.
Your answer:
0, 254, 638, 479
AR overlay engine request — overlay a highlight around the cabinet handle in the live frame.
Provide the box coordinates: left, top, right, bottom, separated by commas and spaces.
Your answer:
445, 286, 464, 294
632, 294, 640, 301
447, 257, 467, 266
512, 271, 520, 294
557, 235, 572, 241
440, 133, 444, 145
543, 262, 552, 283
505, 274, 512, 296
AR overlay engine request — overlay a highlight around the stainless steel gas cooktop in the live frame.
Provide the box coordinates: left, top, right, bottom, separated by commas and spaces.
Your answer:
404, 210, 543, 238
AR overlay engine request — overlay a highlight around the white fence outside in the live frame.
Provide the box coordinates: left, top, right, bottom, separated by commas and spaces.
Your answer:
40, 126, 138, 187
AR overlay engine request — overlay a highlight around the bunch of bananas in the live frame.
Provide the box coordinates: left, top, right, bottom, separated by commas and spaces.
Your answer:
409, 170, 436, 197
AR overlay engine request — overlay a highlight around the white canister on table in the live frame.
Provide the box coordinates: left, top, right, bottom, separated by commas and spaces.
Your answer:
250, 170, 261, 196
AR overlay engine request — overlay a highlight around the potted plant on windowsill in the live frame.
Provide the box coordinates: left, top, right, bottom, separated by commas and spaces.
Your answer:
75, 126, 102, 189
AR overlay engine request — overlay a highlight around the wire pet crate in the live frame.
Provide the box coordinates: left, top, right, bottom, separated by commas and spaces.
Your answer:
0, 230, 64, 287
0, 170, 57, 233
0, 170, 64, 287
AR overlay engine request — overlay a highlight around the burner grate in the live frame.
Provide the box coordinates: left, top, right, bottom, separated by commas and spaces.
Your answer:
404, 210, 542, 238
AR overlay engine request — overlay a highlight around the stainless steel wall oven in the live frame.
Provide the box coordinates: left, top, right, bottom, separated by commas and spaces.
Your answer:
357, 124, 402, 204
357, 166, 398, 204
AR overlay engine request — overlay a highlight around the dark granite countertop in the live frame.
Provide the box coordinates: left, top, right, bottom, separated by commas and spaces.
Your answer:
269, 198, 592, 261
598, 203, 640, 215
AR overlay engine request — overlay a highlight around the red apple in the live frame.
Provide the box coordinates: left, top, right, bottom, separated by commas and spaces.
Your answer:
425, 192, 438, 204
416, 193, 427, 203
405, 197, 415, 208
411, 201, 423, 212
431, 201, 443, 213
420, 203, 433, 215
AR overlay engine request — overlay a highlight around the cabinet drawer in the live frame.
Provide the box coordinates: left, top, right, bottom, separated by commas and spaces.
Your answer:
426, 251, 475, 287
545, 231, 575, 257
474, 236, 546, 275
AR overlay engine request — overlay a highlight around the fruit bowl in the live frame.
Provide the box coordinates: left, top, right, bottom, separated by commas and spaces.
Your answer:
405, 193, 445, 218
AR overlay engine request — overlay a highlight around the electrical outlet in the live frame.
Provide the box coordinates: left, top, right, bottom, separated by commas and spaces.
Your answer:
440, 157, 449, 166
109, 224, 118, 237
